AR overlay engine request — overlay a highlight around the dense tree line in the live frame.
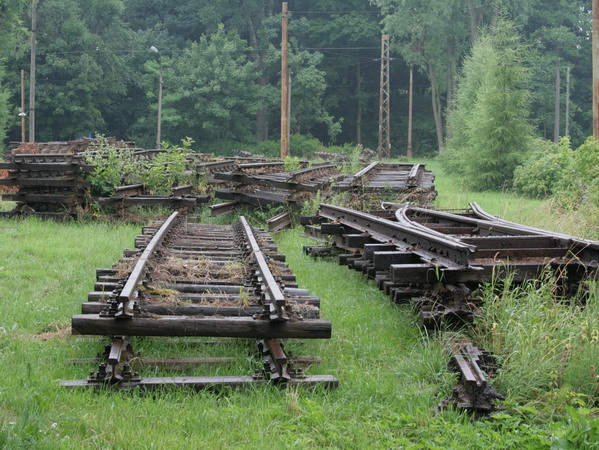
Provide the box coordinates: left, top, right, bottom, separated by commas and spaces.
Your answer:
0, 0, 593, 156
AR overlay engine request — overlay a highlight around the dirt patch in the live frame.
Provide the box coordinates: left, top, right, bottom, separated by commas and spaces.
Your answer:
36, 322, 72, 340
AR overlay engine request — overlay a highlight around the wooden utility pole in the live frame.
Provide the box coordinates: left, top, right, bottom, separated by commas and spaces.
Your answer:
378, 34, 391, 159
565, 66, 570, 137
554, 62, 561, 143
156, 56, 163, 149
594, 0, 599, 138
407, 65, 413, 158
21, 70, 26, 143
280, 2, 290, 159
29, 0, 37, 143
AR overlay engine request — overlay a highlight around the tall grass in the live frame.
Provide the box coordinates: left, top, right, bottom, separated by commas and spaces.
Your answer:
422, 159, 597, 239
472, 275, 599, 407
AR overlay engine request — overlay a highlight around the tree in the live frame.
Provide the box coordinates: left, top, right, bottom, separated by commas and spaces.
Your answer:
161, 25, 260, 143
0, 0, 28, 148
443, 17, 534, 190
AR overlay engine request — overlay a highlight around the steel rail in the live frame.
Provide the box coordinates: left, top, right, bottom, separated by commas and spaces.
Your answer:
469, 202, 599, 249
394, 204, 472, 248
116, 211, 179, 318
238, 216, 288, 320
319, 203, 474, 267
352, 162, 379, 179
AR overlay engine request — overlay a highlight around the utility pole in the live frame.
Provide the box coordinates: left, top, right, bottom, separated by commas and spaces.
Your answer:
150, 46, 163, 149
29, 0, 37, 143
407, 65, 413, 159
280, 2, 290, 159
554, 62, 561, 143
565, 66, 570, 137
594, 0, 599, 138
378, 35, 391, 160
21, 70, 26, 143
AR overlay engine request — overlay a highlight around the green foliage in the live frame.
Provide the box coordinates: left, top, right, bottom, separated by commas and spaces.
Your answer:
443, 17, 534, 190
162, 25, 260, 144
300, 190, 322, 217
142, 138, 195, 194
256, 140, 279, 158
556, 137, 599, 215
513, 138, 572, 197
473, 274, 599, 405
514, 136, 599, 225
82, 137, 142, 196
549, 406, 599, 449
83, 136, 196, 196
282, 156, 301, 172
289, 134, 321, 156
0, 66, 9, 149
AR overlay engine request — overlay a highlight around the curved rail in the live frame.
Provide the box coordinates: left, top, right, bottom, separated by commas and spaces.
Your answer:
319, 203, 474, 268
469, 202, 599, 249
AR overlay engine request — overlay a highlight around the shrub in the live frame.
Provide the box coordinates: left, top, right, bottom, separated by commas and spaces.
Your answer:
556, 137, 599, 215
289, 134, 321, 156
283, 156, 302, 172
513, 138, 572, 197
256, 140, 280, 157
83, 137, 143, 196
143, 138, 196, 194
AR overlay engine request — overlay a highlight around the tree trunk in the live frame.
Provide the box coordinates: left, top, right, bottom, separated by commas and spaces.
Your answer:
407, 65, 414, 158
446, 43, 456, 140
429, 63, 444, 153
554, 61, 561, 143
247, 16, 268, 141
467, 0, 480, 43
356, 59, 362, 145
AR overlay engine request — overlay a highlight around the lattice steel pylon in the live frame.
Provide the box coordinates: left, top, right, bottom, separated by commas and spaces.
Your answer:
378, 34, 391, 159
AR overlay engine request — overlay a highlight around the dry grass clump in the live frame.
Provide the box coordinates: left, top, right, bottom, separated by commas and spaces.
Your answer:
151, 256, 246, 283
113, 259, 135, 277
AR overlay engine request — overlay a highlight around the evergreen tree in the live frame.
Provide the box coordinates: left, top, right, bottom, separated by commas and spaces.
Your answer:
444, 17, 534, 190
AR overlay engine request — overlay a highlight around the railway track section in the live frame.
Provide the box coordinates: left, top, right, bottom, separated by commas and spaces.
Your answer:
211, 161, 436, 213
302, 202, 598, 413
62, 212, 337, 390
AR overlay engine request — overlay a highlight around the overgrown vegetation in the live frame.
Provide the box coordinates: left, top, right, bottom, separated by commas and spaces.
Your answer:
83, 137, 197, 196
513, 136, 599, 226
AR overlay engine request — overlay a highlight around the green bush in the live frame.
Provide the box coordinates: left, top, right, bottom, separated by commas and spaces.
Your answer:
256, 140, 280, 157
513, 138, 572, 197
83, 137, 144, 196
143, 138, 196, 194
289, 134, 322, 156
556, 137, 599, 213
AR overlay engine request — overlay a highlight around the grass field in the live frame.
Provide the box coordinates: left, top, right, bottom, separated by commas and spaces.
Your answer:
0, 161, 598, 448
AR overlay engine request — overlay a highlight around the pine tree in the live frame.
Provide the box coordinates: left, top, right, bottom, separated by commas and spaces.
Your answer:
444, 17, 534, 190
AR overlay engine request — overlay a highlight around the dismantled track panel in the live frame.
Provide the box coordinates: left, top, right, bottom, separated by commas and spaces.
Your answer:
302, 202, 599, 412
63, 212, 337, 390
212, 161, 436, 211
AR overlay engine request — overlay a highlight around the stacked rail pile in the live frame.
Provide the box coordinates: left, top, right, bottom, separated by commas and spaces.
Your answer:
4, 137, 135, 160
0, 153, 93, 219
213, 162, 340, 208
63, 211, 337, 390
302, 203, 598, 412
96, 184, 210, 216
209, 161, 436, 214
